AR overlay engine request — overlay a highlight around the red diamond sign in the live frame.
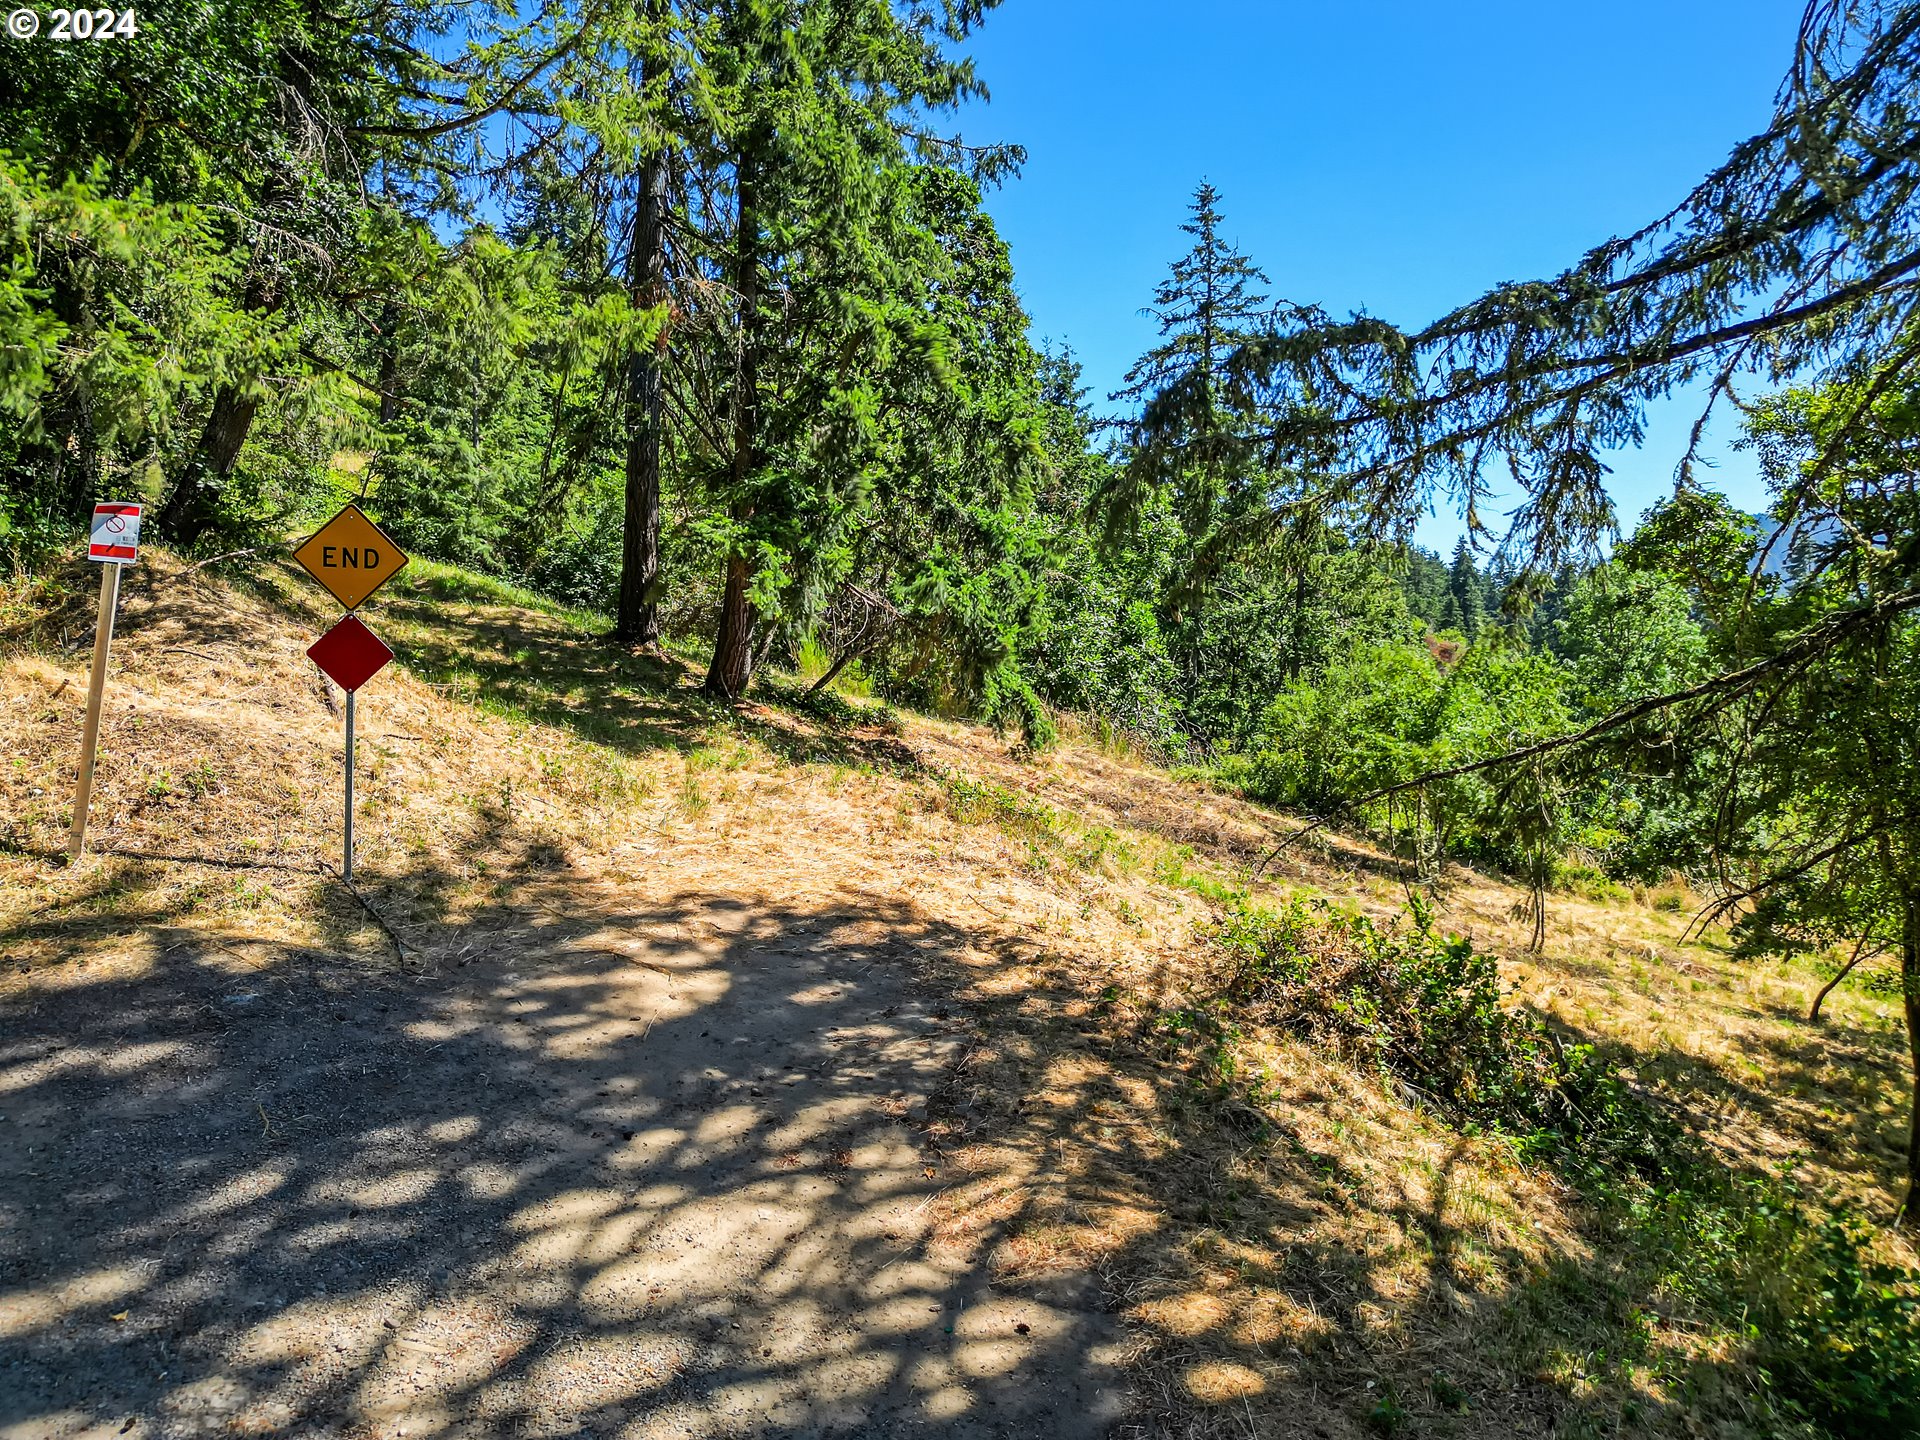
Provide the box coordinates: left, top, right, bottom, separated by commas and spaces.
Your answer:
307, 614, 394, 693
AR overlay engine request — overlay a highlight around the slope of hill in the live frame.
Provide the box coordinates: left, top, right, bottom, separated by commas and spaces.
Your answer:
2, 552, 1911, 1440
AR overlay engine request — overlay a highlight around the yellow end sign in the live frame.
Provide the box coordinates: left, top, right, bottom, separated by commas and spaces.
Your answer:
294, 504, 409, 610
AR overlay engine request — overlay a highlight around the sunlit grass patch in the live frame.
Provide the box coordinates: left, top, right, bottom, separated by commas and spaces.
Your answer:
398, 557, 602, 628
929, 768, 1140, 880
677, 770, 709, 818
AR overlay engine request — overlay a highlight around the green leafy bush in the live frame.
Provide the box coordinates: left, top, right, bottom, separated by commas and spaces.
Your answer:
1764, 1217, 1920, 1436
0, 492, 71, 570
1236, 641, 1577, 879
1209, 895, 1920, 1436
1626, 1178, 1920, 1437
1211, 894, 1676, 1177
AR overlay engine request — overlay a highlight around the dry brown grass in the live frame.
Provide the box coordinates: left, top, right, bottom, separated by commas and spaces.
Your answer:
3, 549, 1911, 1438
894, 714, 1919, 1435
907, 712, 1913, 1207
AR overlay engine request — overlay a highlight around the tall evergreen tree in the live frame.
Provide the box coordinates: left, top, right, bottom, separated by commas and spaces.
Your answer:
1446, 536, 1487, 640
692, 0, 1016, 700
1396, 545, 1452, 629
483, 0, 724, 644
1103, 182, 1272, 552
614, 0, 677, 648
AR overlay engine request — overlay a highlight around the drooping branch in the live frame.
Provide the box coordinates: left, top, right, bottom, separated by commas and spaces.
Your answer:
351, 3, 604, 143
1210, 3, 1920, 575
1252, 582, 1920, 875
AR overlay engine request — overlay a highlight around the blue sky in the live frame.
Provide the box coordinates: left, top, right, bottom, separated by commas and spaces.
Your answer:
954, 1, 1811, 551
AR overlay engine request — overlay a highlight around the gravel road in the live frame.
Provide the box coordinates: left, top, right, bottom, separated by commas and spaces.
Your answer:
0, 892, 1128, 1438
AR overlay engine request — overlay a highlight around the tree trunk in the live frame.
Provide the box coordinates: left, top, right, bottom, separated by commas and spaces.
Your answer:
1809, 932, 1872, 1024
18, 386, 98, 519
1900, 892, 1920, 1228
613, 21, 670, 648
157, 386, 260, 544
376, 301, 400, 428
703, 132, 762, 701
1288, 566, 1309, 683
706, 537, 755, 698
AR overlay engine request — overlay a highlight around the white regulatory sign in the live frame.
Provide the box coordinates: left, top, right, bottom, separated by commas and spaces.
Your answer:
88, 502, 142, 563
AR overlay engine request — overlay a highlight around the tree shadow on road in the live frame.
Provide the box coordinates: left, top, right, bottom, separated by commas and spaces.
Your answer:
0, 856, 1130, 1439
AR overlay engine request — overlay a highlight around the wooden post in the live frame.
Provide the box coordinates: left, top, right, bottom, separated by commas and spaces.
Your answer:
69, 561, 123, 860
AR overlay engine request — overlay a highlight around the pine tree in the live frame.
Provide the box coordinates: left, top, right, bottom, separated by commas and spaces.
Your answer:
489, 0, 718, 646
1105, 182, 1272, 549
1098, 184, 1290, 745
1446, 537, 1486, 640
1395, 545, 1451, 629
0, 0, 612, 544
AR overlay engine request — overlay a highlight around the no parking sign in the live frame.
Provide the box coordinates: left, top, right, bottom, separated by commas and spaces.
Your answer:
87, 502, 142, 562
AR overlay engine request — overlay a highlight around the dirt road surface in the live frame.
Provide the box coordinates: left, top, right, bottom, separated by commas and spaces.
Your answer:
0, 892, 1130, 1438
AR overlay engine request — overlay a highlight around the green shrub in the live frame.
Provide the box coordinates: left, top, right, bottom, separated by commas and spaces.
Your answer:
0, 494, 71, 571
1559, 861, 1631, 903
933, 771, 1057, 839
1204, 895, 1920, 1436
1211, 894, 1676, 1178
1364, 1389, 1409, 1435
1764, 1217, 1920, 1436
1628, 1179, 1920, 1437
1233, 642, 1579, 879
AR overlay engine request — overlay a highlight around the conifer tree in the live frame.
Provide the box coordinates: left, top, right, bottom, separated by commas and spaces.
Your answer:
1446, 537, 1487, 640
484, 0, 720, 645
0, 0, 411, 535
692, 0, 1016, 700
1104, 182, 1272, 550
614, 0, 677, 649
1231, 2, 1920, 575
1396, 545, 1453, 629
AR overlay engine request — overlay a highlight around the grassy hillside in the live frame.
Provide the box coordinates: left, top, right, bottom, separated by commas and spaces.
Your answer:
3, 551, 1914, 1439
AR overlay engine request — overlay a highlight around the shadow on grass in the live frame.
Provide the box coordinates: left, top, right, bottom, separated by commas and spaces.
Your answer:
364, 565, 926, 781
5, 552, 1857, 1437
0, 839, 322, 876
1628, 1017, 1910, 1199
919, 957, 1836, 1440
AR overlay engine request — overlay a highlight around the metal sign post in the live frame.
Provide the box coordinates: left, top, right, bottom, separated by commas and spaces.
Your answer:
70, 502, 142, 860
306, 613, 394, 883
344, 690, 356, 883
294, 503, 409, 882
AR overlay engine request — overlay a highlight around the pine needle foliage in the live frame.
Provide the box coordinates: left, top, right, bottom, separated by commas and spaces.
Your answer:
1220, 2, 1920, 579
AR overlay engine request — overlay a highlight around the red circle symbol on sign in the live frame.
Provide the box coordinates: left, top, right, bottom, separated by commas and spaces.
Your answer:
104, 515, 126, 533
